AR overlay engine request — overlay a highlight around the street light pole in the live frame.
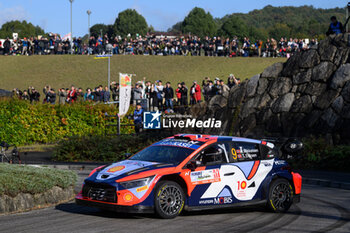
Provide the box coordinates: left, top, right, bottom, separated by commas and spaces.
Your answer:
69, 0, 74, 54
87, 10, 92, 40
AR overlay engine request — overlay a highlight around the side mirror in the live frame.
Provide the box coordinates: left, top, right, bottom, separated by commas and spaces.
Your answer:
186, 160, 201, 171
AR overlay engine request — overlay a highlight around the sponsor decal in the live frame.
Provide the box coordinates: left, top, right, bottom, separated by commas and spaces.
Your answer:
107, 165, 125, 173
123, 193, 133, 202
199, 197, 233, 205
274, 160, 286, 165
191, 169, 221, 185
231, 148, 237, 160
237, 181, 247, 198
136, 185, 148, 193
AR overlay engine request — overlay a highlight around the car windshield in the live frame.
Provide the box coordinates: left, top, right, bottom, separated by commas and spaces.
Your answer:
130, 145, 194, 165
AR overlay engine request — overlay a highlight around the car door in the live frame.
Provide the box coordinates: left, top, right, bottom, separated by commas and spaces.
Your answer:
226, 141, 274, 201
184, 142, 233, 206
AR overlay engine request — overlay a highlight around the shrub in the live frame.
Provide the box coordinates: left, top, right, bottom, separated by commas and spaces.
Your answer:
0, 164, 77, 197
0, 99, 134, 146
53, 132, 171, 162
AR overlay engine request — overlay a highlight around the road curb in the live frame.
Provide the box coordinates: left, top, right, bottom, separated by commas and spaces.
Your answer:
303, 177, 350, 190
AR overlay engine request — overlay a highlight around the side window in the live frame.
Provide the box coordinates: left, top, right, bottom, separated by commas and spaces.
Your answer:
259, 145, 277, 160
196, 143, 229, 166
231, 142, 260, 162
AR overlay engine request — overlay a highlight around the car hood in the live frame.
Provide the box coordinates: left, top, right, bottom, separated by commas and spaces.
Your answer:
95, 160, 161, 180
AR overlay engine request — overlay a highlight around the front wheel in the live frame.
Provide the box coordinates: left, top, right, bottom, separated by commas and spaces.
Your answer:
154, 181, 185, 219
267, 179, 293, 213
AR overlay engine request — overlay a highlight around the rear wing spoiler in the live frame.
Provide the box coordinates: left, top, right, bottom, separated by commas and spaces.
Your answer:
260, 137, 304, 160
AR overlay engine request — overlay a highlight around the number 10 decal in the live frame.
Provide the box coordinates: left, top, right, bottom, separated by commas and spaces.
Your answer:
237, 181, 247, 190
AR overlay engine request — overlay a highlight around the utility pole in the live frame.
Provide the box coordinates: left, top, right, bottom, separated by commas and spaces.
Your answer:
87, 10, 92, 40
69, 0, 74, 53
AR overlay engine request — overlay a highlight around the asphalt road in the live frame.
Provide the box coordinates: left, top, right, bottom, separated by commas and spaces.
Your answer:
0, 173, 350, 233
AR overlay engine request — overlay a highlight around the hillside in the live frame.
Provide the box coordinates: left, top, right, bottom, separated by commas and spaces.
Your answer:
0, 56, 285, 91
225, 5, 345, 38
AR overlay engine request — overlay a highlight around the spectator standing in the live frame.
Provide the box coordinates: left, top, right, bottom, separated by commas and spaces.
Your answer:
84, 88, 94, 101
175, 83, 182, 106
133, 103, 144, 134
59, 88, 67, 104
164, 82, 174, 109
67, 86, 77, 103
180, 82, 188, 108
155, 80, 164, 110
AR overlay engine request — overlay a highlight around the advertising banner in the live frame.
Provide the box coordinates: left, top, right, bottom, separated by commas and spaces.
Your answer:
119, 73, 132, 116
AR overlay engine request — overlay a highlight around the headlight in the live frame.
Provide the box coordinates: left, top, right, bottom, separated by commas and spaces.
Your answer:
120, 176, 154, 189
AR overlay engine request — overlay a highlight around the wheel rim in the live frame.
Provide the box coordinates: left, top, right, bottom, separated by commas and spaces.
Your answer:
158, 185, 182, 215
271, 183, 291, 210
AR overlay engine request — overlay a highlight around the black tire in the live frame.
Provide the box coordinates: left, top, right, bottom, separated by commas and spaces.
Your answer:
267, 178, 293, 213
154, 181, 185, 219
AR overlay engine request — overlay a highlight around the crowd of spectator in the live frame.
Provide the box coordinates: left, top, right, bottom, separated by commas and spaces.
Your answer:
0, 33, 318, 58
11, 74, 241, 111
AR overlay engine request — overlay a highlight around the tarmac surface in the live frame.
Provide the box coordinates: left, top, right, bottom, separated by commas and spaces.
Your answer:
0, 152, 349, 233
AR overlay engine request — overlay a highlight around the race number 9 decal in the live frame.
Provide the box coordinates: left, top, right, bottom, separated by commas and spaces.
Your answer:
231, 148, 237, 160
237, 181, 247, 190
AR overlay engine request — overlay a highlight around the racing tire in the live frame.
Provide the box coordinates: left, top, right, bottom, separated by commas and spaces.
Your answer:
267, 178, 293, 213
154, 181, 185, 219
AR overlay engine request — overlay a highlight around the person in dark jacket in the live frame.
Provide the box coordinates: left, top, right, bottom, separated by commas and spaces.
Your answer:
3, 38, 11, 55
103, 86, 110, 103
46, 89, 56, 104
133, 103, 144, 133
164, 82, 174, 109
326, 16, 344, 36
180, 82, 188, 107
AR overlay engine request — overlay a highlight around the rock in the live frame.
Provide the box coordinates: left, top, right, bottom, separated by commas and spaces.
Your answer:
228, 83, 246, 109
304, 82, 327, 96
321, 108, 339, 128
269, 77, 292, 98
257, 108, 272, 124
293, 69, 312, 85
272, 93, 295, 113
297, 83, 308, 93
318, 39, 337, 62
303, 110, 322, 128
332, 96, 344, 114
314, 89, 339, 109
246, 74, 260, 97
282, 52, 302, 76
291, 85, 298, 93
257, 77, 269, 95
291, 95, 312, 113
240, 97, 259, 119
240, 114, 256, 136
208, 95, 227, 109
261, 62, 284, 78
257, 93, 271, 109
333, 47, 350, 67
299, 49, 320, 68
341, 104, 350, 119
190, 101, 207, 117
311, 62, 336, 82
330, 64, 350, 89
341, 81, 350, 102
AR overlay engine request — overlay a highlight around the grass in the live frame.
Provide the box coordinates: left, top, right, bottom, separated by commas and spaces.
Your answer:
0, 164, 77, 197
0, 55, 286, 91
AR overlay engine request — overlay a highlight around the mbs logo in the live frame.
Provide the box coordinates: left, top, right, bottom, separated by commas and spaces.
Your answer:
143, 111, 161, 129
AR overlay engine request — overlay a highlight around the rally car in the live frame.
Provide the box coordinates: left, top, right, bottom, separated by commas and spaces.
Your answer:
76, 134, 302, 219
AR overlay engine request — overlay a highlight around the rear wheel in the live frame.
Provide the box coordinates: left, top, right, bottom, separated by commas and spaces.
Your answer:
154, 181, 185, 219
267, 179, 293, 213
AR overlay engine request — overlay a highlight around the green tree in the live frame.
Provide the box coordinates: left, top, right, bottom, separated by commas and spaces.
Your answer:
268, 23, 291, 39
90, 24, 114, 38
182, 7, 217, 37
0, 20, 46, 38
114, 9, 148, 37
167, 21, 182, 33
218, 16, 248, 39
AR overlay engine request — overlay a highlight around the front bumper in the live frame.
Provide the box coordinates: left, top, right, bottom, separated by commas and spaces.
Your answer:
75, 197, 154, 214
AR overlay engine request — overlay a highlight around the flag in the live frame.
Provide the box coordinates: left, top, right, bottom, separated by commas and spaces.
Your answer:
119, 73, 132, 116
62, 33, 72, 41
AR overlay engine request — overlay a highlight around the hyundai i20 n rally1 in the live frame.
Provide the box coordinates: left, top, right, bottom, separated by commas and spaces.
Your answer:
76, 134, 302, 219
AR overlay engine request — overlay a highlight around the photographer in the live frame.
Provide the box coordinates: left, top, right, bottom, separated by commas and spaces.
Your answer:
59, 88, 67, 104
46, 88, 56, 104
